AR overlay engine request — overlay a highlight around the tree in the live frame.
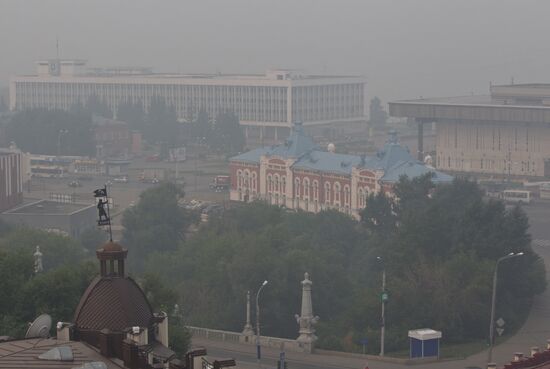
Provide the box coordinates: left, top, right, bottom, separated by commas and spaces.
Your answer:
369, 97, 387, 127
122, 182, 192, 271
5, 109, 95, 156
212, 112, 245, 155
79, 227, 108, 254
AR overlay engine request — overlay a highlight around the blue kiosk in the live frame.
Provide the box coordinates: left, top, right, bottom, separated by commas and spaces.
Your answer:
408, 329, 442, 359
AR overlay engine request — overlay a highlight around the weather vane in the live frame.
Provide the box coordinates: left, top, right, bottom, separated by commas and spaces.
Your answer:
94, 185, 112, 241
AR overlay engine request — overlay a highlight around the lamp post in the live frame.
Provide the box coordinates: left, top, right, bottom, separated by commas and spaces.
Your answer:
377, 256, 387, 356
487, 252, 524, 363
256, 280, 268, 369
57, 129, 69, 156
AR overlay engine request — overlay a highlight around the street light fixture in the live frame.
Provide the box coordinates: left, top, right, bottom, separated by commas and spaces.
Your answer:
376, 256, 387, 356
256, 280, 268, 369
57, 129, 69, 156
487, 252, 524, 364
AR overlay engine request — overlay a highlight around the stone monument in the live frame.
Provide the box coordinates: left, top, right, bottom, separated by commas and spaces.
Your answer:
33, 245, 43, 273
242, 290, 254, 338
295, 272, 319, 352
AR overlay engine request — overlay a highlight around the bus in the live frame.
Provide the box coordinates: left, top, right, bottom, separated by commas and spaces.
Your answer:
501, 190, 531, 204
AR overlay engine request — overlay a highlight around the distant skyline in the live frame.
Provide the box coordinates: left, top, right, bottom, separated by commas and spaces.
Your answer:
2, 0, 550, 103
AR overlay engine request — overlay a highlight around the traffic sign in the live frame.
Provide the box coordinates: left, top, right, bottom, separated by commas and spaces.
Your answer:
496, 328, 504, 336
496, 318, 505, 327
381, 292, 388, 302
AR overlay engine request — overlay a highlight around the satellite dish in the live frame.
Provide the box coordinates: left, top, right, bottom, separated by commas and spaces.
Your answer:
25, 314, 52, 338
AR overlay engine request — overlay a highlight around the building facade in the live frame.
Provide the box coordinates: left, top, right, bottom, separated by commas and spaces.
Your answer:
389, 84, 550, 178
93, 116, 132, 159
10, 60, 367, 144
229, 124, 452, 219
0, 150, 24, 212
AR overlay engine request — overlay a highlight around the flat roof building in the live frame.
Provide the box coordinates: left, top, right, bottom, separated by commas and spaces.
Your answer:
1, 199, 96, 238
10, 60, 367, 145
389, 84, 550, 178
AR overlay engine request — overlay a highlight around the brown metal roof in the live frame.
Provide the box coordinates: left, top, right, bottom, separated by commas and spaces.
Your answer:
0, 338, 124, 369
74, 276, 153, 331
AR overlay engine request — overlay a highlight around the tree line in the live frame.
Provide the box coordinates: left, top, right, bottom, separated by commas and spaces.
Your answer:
3, 96, 245, 157
123, 176, 545, 353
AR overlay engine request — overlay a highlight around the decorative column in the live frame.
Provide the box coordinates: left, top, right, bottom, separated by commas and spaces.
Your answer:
295, 272, 319, 353
33, 245, 43, 274
242, 291, 254, 337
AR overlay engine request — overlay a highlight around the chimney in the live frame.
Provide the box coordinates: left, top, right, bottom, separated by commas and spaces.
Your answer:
513, 352, 524, 362
185, 348, 207, 369
99, 329, 114, 357
486, 363, 497, 369
531, 346, 540, 356
122, 339, 139, 369
56, 322, 73, 341
154, 312, 169, 347
126, 326, 148, 346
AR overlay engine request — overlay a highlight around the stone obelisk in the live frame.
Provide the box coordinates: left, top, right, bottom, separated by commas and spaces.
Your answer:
242, 290, 254, 337
295, 272, 319, 353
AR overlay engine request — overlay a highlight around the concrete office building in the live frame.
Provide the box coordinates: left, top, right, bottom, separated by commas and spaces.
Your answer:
1, 199, 96, 238
389, 84, 550, 178
0, 150, 24, 212
10, 60, 367, 144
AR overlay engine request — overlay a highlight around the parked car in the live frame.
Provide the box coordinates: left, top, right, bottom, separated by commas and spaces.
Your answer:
113, 176, 128, 183
68, 180, 82, 187
145, 154, 161, 162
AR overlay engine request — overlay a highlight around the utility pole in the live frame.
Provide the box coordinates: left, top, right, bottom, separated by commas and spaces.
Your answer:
256, 280, 268, 369
380, 267, 386, 356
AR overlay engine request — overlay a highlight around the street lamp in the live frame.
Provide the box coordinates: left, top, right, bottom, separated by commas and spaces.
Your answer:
57, 129, 69, 156
256, 280, 268, 369
376, 256, 387, 356
487, 252, 524, 363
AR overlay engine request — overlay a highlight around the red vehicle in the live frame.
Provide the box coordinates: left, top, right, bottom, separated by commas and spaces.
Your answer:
209, 175, 230, 192
145, 154, 161, 162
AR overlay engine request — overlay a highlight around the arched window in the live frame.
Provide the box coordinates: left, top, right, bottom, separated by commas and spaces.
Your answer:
274, 174, 280, 193
267, 174, 273, 193
357, 188, 364, 208
295, 178, 301, 198
282, 176, 286, 194
303, 177, 310, 200
312, 180, 319, 200
244, 170, 250, 189
251, 172, 257, 193
324, 182, 331, 204
237, 170, 243, 189
344, 185, 350, 206
334, 182, 341, 205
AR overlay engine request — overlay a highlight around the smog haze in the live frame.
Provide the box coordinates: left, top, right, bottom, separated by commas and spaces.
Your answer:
2, 0, 550, 101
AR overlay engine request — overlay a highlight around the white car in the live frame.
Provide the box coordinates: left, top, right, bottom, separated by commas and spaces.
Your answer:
113, 176, 128, 183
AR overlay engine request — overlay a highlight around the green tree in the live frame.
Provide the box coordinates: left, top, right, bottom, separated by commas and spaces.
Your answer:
122, 182, 192, 271
5, 109, 94, 156
369, 97, 387, 127
212, 112, 245, 155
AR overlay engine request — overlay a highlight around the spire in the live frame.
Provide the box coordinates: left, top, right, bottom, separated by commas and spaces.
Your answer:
242, 290, 254, 337
294, 272, 319, 351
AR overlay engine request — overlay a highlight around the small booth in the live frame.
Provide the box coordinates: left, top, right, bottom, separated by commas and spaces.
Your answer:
408, 328, 442, 359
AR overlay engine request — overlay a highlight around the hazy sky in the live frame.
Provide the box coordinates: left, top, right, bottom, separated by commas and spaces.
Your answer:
2, 0, 550, 103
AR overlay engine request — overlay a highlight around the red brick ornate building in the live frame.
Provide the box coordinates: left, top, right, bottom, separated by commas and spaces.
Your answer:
229, 123, 452, 219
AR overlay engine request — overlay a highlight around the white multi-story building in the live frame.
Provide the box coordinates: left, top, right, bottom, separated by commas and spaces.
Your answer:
10, 60, 367, 144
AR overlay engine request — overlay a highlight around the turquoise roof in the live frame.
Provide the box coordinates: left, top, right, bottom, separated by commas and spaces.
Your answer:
230, 127, 452, 183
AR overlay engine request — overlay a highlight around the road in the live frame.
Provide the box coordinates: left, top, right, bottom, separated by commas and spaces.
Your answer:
192, 200, 550, 369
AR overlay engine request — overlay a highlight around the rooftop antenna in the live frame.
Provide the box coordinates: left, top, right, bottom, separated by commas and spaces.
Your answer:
56, 37, 60, 60
511, 76, 514, 85
25, 314, 52, 338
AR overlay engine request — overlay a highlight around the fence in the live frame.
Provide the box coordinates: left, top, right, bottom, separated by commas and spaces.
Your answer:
186, 326, 313, 353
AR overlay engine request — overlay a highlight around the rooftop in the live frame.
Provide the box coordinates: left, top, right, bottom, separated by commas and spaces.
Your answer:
0, 338, 121, 369
4, 200, 94, 215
